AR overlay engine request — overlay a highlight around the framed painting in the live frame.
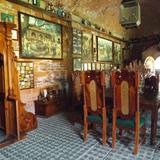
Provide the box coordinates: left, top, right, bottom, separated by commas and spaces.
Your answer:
105, 63, 111, 70
19, 12, 62, 59
32, 0, 40, 6
97, 37, 112, 62
12, 29, 18, 40
83, 63, 88, 71
73, 58, 82, 71
82, 32, 93, 61
73, 28, 82, 55
96, 63, 101, 70
88, 63, 92, 70
92, 63, 96, 70
17, 61, 34, 89
101, 63, 105, 70
114, 43, 122, 64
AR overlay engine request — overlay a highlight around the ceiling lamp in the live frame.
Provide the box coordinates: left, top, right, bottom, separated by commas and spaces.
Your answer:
120, 0, 141, 29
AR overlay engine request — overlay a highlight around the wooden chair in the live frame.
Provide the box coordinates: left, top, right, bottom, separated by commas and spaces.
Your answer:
81, 71, 107, 145
111, 70, 146, 155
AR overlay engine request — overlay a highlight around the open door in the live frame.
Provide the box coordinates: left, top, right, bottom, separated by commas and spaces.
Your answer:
0, 54, 5, 140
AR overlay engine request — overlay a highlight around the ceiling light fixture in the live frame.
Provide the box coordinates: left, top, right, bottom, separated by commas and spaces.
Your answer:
120, 0, 141, 29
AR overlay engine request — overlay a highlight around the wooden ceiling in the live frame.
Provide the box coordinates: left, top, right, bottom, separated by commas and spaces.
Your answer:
47, 0, 160, 39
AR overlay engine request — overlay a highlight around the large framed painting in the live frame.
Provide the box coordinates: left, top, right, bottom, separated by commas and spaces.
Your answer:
19, 12, 62, 59
82, 32, 93, 61
114, 43, 122, 64
73, 28, 82, 55
97, 37, 112, 62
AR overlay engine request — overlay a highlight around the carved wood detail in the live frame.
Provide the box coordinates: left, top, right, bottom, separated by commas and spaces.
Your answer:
0, 22, 37, 145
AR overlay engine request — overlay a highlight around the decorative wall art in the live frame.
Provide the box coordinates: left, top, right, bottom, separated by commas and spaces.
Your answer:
82, 32, 93, 61
73, 58, 82, 71
17, 62, 34, 89
32, 0, 40, 6
73, 28, 82, 55
97, 37, 112, 62
1, 13, 14, 23
96, 63, 101, 70
11, 29, 18, 40
82, 63, 94, 71
105, 63, 112, 70
114, 43, 122, 64
87, 63, 92, 70
100, 63, 105, 70
83, 63, 88, 71
12, 41, 19, 51
34, 60, 68, 88
19, 12, 62, 59
92, 63, 96, 70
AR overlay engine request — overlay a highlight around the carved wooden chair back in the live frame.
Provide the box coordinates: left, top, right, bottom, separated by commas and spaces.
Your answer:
81, 71, 106, 113
111, 70, 139, 119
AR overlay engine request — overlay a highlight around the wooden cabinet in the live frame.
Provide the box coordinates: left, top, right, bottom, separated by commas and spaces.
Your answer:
35, 100, 60, 117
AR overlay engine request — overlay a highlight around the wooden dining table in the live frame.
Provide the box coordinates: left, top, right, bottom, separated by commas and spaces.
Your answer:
139, 92, 160, 145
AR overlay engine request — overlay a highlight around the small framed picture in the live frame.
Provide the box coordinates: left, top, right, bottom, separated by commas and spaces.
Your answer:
92, 63, 96, 70
88, 63, 92, 70
11, 29, 18, 40
73, 58, 82, 71
32, 0, 40, 6
83, 63, 88, 71
101, 63, 105, 70
114, 43, 122, 64
96, 63, 101, 70
1, 13, 14, 23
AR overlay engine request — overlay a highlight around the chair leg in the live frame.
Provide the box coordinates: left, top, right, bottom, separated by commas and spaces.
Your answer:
134, 111, 140, 155
119, 129, 123, 140
102, 107, 106, 145
92, 123, 96, 130
84, 105, 88, 143
112, 108, 116, 148
84, 118, 88, 142
141, 125, 146, 144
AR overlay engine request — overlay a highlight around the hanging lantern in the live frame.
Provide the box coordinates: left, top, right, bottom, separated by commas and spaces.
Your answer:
120, 0, 141, 29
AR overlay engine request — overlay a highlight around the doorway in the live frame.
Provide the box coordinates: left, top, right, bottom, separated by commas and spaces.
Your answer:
0, 54, 7, 143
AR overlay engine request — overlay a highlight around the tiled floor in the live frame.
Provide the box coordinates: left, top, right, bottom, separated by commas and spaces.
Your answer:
0, 112, 160, 160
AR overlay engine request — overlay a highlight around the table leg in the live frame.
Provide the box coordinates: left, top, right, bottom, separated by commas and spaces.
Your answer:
151, 107, 158, 145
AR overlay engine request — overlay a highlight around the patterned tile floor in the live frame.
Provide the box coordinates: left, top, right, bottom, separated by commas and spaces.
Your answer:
0, 112, 160, 160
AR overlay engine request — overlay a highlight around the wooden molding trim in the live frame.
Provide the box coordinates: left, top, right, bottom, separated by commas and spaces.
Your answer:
6, 0, 71, 26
